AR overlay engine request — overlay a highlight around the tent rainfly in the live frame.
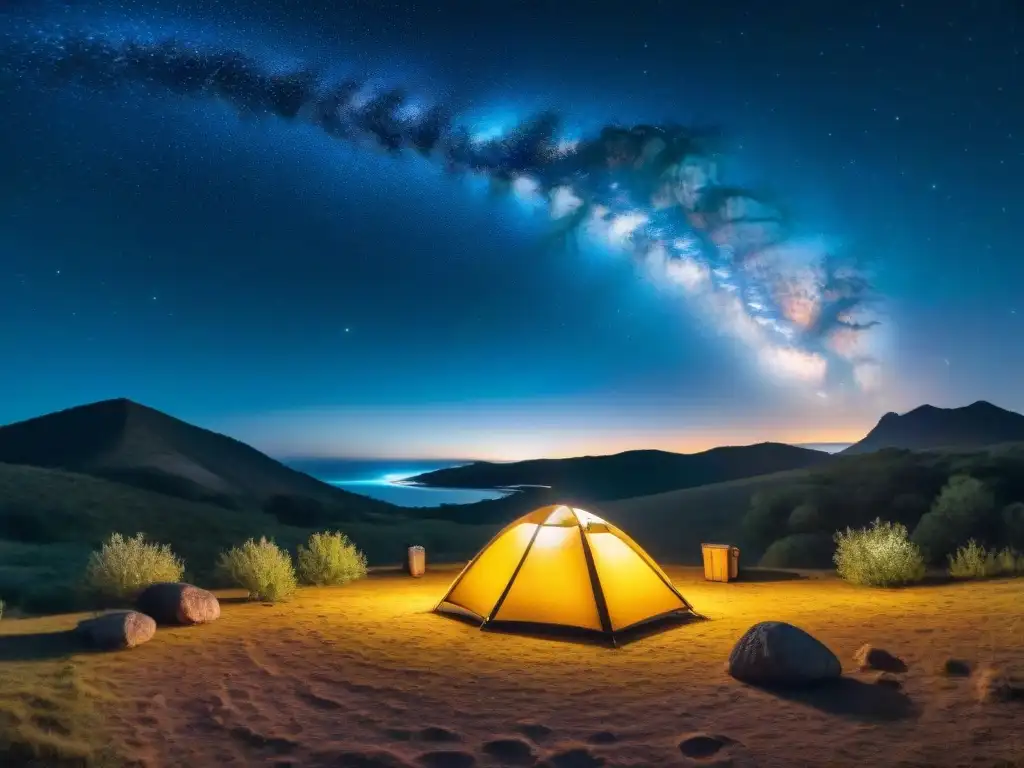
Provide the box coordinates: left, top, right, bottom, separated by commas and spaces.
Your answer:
435, 504, 696, 643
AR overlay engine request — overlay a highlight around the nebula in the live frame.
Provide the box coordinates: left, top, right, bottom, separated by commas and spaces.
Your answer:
1, 23, 884, 394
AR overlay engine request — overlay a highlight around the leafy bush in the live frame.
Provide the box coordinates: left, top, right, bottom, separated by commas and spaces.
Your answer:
948, 541, 1024, 579
297, 531, 368, 586
217, 537, 298, 602
993, 547, 1024, 576
912, 475, 996, 563
0, 598, 4, 620
759, 533, 835, 569
834, 518, 926, 587
948, 540, 999, 579
84, 532, 185, 601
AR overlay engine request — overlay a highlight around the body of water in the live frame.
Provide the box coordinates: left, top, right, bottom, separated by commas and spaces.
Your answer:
285, 458, 509, 507
797, 443, 852, 453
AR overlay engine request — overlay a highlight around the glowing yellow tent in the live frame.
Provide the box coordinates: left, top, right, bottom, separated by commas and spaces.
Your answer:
435, 504, 695, 642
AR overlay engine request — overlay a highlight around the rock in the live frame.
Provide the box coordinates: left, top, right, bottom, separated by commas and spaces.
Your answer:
974, 665, 1023, 704
137, 582, 220, 625
874, 672, 902, 690
853, 644, 907, 673
727, 621, 841, 687
78, 610, 156, 650
943, 658, 971, 677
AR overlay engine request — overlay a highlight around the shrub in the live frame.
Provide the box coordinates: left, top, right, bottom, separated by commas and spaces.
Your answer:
0, 598, 4, 620
217, 537, 297, 602
297, 531, 368, 586
948, 540, 999, 579
948, 541, 1024, 579
759, 533, 835, 569
84, 532, 185, 601
834, 518, 926, 587
994, 547, 1024, 576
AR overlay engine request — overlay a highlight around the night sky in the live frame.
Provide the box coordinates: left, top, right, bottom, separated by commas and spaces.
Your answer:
1, 0, 1020, 461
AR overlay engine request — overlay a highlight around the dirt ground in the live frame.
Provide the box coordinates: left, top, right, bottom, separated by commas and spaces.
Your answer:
3, 566, 1024, 767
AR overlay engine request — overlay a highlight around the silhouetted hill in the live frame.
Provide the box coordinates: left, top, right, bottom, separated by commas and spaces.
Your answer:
841, 401, 1024, 455
405, 443, 831, 501
0, 398, 396, 516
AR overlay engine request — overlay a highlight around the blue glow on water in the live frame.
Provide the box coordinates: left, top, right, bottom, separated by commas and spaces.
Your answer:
285, 458, 509, 508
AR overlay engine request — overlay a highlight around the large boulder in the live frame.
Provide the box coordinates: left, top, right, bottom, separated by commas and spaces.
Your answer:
78, 610, 156, 650
727, 621, 841, 687
137, 582, 220, 626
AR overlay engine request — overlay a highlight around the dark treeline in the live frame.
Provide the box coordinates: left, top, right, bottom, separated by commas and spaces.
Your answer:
745, 445, 1024, 568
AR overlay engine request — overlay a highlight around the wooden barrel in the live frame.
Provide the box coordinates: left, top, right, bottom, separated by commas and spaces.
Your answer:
407, 545, 426, 577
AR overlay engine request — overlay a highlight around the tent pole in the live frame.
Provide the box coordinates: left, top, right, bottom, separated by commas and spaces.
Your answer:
579, 525, 615, 638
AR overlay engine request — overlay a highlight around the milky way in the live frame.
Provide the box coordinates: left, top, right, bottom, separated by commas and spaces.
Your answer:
1, 21, 885, 395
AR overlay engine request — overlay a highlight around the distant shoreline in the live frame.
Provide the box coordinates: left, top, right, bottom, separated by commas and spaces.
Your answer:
392, 480, 551, 493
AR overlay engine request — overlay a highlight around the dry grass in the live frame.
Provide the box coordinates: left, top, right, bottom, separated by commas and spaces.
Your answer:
0, 620, 121, 766
2, 567, 1023, 767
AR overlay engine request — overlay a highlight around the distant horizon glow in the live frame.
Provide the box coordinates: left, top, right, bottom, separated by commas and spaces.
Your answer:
293, 440, 853, 468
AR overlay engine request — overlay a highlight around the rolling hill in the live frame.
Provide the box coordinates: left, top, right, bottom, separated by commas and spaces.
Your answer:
0, 398, 395, 516
404, 443, 831, 501
841, 401, 1024, 455
0, 460, 497, 614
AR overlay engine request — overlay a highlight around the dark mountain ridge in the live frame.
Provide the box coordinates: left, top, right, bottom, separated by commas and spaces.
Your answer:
0, 398, 395, 514
405, 442, 832, 501
841, 401, 1024, 455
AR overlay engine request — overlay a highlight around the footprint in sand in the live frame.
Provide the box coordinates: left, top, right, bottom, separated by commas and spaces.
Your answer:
329, 748, 413, 768
297, 688, 346, 711
418, 726, 463, 743
515, 722, 554, 742
538, 747, 604, 768
677, 733, 744, 764
228, 724, 299, 755
482, 737, 536, 765
415, 749, 476, 768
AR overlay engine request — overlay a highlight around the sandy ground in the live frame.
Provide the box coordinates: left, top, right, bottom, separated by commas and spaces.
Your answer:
6, 567, 1024, 767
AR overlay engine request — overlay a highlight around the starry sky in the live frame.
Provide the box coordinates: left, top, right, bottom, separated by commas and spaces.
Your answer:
1, 0, 1021, 461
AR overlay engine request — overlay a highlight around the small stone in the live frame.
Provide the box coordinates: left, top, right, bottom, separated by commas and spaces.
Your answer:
853, 644, 907, 673
975, 666, 1022, 704
943, 658, 971, 677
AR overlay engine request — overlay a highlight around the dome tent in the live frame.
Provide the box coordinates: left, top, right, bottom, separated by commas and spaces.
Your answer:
435, 504, 696, 644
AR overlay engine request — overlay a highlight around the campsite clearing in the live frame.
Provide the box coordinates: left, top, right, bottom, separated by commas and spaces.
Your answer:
1, 567, 1023, 767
